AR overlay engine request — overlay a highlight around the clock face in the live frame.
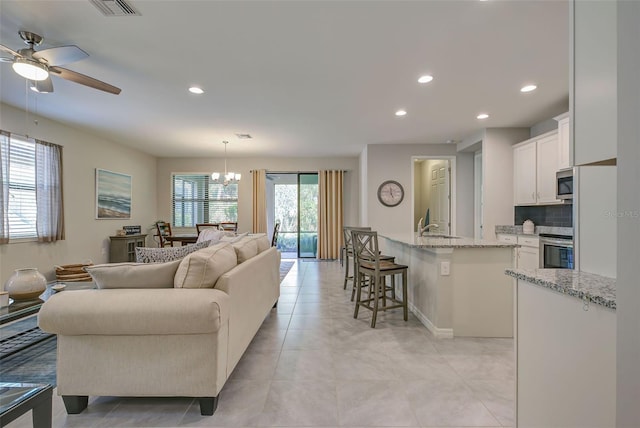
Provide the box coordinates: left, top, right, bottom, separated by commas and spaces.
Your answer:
377, 180, 404, 207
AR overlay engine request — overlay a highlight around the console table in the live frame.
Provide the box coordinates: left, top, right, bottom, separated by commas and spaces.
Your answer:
109, 234, 147, 262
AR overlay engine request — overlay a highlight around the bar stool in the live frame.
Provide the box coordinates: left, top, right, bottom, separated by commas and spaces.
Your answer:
351, 229, 408, 328
343, 227, 395, 301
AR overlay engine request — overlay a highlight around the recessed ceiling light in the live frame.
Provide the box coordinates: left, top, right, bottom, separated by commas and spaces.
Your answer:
477, 113, 489, 119
418, 75, 433, 84
188, 86, 204, 94
395, 109, 407, 117
520, 84, 537, 93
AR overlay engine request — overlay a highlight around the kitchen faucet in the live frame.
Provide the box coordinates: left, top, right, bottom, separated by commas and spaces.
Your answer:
417, 217, 440, 236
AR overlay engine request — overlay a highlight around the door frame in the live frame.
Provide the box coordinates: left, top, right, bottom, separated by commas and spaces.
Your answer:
411, 156, 457, 236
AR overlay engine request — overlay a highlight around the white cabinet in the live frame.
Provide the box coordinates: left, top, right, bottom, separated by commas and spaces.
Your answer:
497, 234, 538, 269
516, 279, 616, 427
573, 0, 617, 165
513, 131, 559, 205
517, 236, 539, 270
555, 112, 571, 169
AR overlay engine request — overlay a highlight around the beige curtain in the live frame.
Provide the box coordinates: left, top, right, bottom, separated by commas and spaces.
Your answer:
35, 140, 65, 242
318, 170, 344, 259
252, 169, 267, 233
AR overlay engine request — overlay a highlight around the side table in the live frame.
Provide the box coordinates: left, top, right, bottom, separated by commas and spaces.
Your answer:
0, 382, 52, 428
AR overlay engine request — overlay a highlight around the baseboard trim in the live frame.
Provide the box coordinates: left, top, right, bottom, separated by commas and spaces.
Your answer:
409, 303, 454, 339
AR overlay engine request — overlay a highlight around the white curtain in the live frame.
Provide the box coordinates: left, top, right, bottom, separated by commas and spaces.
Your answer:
0, 131, 9, 244
35, 140, 65, 242
252, 169, 267, 233
318, 170, 344, 259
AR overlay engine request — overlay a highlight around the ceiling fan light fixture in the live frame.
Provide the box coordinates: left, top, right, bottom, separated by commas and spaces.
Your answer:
12, 58, 48, 81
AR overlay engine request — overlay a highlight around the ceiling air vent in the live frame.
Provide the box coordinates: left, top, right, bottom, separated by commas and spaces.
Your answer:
90, 0, 140, 16
235, 134, 252, 139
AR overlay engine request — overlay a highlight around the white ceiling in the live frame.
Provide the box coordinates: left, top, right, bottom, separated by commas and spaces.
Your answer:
0, 0, 569, 159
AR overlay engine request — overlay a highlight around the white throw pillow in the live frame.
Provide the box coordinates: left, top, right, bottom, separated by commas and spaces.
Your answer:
135, 241, 210, 263
197, 229, 225, 245
174, 242, 238, 288
85, 259, 181, 289
220, 232, 248, 243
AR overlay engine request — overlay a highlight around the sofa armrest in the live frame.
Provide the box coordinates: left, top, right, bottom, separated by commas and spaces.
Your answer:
38, 288, 229, 336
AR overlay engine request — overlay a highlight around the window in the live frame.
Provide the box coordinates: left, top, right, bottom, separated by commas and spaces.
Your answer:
172, 174, 238, 227
2, 134, 37, 239
0, 130, 64, 243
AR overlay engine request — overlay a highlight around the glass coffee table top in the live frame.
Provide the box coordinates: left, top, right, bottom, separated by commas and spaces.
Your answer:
0, 382, 53, 427
0, 382, 50, 414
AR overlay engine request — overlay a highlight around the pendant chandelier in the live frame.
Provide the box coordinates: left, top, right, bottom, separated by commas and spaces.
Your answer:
211, 140, 241, 186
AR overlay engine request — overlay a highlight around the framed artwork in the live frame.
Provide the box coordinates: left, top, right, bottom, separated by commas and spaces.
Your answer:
96, 169, 132, 219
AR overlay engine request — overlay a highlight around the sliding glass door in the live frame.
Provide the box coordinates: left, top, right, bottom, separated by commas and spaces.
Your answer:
267, 173, 318, 258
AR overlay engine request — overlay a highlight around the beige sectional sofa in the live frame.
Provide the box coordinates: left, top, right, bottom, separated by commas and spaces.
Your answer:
38, 234, 280, 416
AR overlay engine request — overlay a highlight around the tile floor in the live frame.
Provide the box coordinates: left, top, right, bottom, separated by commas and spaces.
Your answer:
9, 259, 515, 428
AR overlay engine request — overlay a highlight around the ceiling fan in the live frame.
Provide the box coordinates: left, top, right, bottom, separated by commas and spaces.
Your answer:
0, 30, 121, 95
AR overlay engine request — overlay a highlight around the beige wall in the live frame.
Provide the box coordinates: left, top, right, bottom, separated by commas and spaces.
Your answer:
0, 103, 158, 284
155, 157, 359, 234
364, 143, 473, 237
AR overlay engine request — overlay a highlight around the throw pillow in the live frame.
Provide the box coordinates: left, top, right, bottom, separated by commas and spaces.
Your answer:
85, 259, 181, 289
232, 237, 259, 263
135, 241, 210, 263
196, 229, 225, 245
220, 232, 248, 243
174, 242, 238, 288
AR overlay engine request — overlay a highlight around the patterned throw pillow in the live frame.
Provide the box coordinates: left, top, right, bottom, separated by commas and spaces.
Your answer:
135, 241, 210, 263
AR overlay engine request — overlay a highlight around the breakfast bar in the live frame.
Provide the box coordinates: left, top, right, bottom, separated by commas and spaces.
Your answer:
379, 233, 517, 338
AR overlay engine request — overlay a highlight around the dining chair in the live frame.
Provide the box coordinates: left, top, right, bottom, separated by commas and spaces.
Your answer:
155, 221, 173, 247
219, 222, 238, 232
196, 223, 220, 234
271, 221, 280, 247
351, 229, 408, 328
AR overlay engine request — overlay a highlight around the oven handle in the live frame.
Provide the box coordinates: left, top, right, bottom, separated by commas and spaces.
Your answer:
539, 238, 573, 247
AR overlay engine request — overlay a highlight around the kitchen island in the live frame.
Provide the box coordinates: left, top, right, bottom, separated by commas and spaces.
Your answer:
379, 233, 517, 338
505, 268, 616, 428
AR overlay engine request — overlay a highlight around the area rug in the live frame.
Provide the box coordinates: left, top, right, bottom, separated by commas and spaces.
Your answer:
280, 260, 294, 281
2, 260, 296, 387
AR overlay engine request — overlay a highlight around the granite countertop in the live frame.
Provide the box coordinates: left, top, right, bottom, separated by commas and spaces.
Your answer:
380, 233, 518, 249
495, 225, 573, 236
505, 268, 616, 310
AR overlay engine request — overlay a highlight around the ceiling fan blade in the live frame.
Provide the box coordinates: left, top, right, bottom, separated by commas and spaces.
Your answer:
29, 77, 54, 93
49, 66, 121, 95
0, 57, 14, 63
33, 45, 88, 66
0, 43, 21, 58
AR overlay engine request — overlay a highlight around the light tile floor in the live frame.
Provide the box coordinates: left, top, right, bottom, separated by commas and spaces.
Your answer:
9, 259, 515, 428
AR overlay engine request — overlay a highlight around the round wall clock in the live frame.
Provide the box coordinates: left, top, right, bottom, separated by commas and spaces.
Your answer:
377, 180, 404, 207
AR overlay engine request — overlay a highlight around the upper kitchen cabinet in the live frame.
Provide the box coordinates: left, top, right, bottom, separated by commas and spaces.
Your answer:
572, 0, 617, 165
554, 112, 571, 169
513, 131, 560, 206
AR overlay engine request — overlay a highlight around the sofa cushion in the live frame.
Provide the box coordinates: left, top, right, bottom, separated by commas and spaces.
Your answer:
85, 259, 181, 289
174, 242, 237, 288
253, 234, 271, 253
220, 232, 248, 243
135, 241, 210, 263
231, 236, 259, 263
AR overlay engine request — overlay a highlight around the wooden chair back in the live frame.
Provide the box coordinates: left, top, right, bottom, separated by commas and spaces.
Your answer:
196, 223, 220, 234
219, 222, 238, 232
155, 221, 173, 247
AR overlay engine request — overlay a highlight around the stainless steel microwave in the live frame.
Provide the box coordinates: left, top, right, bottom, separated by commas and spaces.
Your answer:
556, 168, 573, 200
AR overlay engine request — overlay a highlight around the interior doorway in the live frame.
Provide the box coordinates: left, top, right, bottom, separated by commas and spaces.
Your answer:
266, 173, 319, 258
413, 158, 453, 235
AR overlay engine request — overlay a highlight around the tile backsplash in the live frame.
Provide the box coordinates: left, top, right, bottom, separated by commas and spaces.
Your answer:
515, 204, 573, 227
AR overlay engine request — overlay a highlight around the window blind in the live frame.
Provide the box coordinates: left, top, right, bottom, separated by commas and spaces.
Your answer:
172, 174, 238, 227
7, 135, 37, 239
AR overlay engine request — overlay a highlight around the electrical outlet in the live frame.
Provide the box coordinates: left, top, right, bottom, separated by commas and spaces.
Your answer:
101, 247, 107, 255
440, 261, 450, 276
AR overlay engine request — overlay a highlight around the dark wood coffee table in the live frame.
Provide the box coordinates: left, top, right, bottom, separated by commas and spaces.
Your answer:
0, 382, 52, 428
